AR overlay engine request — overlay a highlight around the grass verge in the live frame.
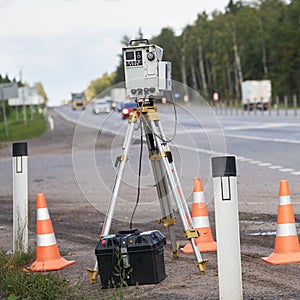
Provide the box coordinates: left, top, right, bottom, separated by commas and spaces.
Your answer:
0, 251, 141, 299
0, 251, 73, 300
0, 108, 47, 142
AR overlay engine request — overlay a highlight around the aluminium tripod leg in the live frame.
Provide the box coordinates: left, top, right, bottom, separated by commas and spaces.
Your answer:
101, 118, 136, 237
143, 119, 179, 257
87, 115, 137, 283
155, 120, 193, 226
148, 117, 207, 273
151, 160, 179, 258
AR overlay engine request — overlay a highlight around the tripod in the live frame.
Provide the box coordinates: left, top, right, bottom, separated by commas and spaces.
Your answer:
87, 100, 207, 283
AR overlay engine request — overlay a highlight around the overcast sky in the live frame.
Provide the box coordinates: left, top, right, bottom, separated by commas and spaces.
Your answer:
0, 0, 231, 105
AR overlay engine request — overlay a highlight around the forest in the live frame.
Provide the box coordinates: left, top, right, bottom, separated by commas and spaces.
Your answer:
87, 0, 300, 103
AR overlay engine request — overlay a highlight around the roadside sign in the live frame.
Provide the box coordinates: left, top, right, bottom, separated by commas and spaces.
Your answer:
9, 89, 45, 106
0, 83, 18, 99
1, 83, 19, 137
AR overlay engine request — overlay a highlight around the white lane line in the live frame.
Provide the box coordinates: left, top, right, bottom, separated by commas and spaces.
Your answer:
224, 133, 300, 145
235, 156, 245, 160
258, 163, 272, 167
238, 158, 252, 162
249, 160, 262, 164
268, 165, 282, 169
176, 144, 300, 177
279, 168, 295, 172
225, 122, 300, 131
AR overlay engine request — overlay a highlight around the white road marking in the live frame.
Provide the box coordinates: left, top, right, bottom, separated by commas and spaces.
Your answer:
224, 133, 300, 145
176, 144, 300, 177
239, 158, 252, 162
268, 165, 282, 169
279, 168, 295, 172
224, 122, 300, 131
258, 163, 272, 167
250, 160, 262, 164
56, 108, 300, 178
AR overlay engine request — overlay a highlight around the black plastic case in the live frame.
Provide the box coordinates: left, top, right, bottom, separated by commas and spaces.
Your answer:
95, 229, 166, 288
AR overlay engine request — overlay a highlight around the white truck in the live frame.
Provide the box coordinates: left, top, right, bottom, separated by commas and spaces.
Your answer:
241, 80, 272, 111
111, 88, 127, 104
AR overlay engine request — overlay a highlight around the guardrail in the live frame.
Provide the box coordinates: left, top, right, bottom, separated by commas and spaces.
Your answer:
212, 94, 299, 117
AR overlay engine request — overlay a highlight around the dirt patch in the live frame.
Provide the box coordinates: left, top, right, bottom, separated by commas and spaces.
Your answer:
1, 109, 300, 299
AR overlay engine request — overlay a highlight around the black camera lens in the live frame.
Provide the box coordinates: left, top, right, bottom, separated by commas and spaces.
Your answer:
147, 52, 155, 61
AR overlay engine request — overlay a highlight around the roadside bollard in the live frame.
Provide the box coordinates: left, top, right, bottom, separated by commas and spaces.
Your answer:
13, 142, 28, 253
211, 156, 243, 300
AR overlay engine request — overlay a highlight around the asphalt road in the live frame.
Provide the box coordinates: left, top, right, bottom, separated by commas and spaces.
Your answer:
55, 103, 300, 223
2, 102, 300, 223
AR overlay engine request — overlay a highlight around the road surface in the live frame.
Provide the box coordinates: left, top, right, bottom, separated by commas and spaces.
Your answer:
57, 102, 300, 220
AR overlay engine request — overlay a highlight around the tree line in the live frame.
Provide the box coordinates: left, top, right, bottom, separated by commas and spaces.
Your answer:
87, 0, 300, 102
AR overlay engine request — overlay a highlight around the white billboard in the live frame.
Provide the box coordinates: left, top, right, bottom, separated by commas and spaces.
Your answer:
8, 87, 45, 106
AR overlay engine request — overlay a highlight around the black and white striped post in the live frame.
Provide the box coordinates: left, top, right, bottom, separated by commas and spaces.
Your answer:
12, 142, 28, 253
211, 156, 243, 300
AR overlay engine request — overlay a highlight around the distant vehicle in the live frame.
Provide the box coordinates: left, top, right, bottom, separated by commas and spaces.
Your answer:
93, 99, 111, 114
242, 80, 271, 111
106, 99, 117, 110
111, 88, 127, 104
71, 92, 86, 110
122, 102, 137, 119
117, 102, 125, 112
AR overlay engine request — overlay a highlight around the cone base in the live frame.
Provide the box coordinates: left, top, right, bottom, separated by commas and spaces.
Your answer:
262, 251, 300, 265
181, 241, 217, 254
24, 257, 75, 272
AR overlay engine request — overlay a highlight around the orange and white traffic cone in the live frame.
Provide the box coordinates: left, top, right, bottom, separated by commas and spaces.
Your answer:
262, 180, 300, 265
24, 193, 75, 272
181, 178, 217, 254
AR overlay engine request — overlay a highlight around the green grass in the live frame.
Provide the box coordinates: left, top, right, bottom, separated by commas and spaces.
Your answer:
0, 251, 73, 300
0, 251, 142, 300
0, 251, 98, 300
0, 108, 47, 142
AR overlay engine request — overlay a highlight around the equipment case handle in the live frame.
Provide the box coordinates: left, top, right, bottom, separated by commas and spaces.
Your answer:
116, 229, 140, 237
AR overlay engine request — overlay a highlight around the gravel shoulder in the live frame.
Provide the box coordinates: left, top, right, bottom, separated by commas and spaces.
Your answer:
1, 108, 300, 299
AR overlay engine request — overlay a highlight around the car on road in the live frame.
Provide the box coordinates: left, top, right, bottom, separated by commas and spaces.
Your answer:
106, 99, 117, 110
117, 102, 125, 112
93, 99, 112, 114
122, 102, 137, 119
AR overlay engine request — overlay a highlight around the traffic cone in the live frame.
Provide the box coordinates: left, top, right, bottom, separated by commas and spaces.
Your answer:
262, 180, 300, 265
24, 193, 75, 272
181, 178, 217, 254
